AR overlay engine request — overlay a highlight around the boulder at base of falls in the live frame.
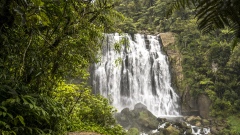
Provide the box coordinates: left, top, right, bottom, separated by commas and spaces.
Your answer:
185, 115, 202, 125
115, 103, 159, 133
163, 125, 181, 135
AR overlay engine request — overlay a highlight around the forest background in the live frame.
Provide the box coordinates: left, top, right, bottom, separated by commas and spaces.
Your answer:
1, 0, 240, 134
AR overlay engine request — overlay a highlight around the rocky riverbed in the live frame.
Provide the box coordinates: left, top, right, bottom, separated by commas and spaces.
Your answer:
115, 103, 229, 135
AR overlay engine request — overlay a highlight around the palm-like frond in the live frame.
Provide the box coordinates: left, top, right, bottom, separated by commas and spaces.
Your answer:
169, 0, 240, 40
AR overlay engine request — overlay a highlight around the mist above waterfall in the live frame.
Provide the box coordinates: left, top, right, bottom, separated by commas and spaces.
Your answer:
90, 33, 180, 117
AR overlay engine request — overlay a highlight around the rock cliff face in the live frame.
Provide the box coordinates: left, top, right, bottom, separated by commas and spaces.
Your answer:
159, 32, 183, 91
159, 32, 211, 118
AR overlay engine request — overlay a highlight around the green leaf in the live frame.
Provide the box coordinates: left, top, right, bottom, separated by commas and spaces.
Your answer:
0, 106, 7, 112
7, 113, 13, 119
16, 115, 25, 126
27, 127, 33, 134
0, 121, 10, 129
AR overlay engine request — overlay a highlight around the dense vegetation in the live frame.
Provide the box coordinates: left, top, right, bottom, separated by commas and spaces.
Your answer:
169, 0, 240, 41
1, 0, 240, 134
115, 0, 240, 133
0, 0, 125, 134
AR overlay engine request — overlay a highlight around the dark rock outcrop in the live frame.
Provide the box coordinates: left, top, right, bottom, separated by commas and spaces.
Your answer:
198, 94, 211, 119
115, 103, 159, 133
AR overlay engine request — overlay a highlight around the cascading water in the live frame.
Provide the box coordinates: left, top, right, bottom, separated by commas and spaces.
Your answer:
90, 33, 180, 117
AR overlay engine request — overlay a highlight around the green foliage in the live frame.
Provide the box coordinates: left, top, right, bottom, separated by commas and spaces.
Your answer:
115, 0, 177, 34
53, 81, 126, 135
0, 0, 125, 134
0, 92, 66, 135
214, 114, 240, 135
227, 115, 240, 134
208, 44, 231, 67
210, 98, 233, 117
70, 122, 125, 135
127, 128, 139, 135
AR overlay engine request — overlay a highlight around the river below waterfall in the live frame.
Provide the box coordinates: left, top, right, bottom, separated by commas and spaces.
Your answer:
90, 33, 180, 117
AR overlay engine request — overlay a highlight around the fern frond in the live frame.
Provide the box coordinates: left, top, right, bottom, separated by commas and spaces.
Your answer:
168, 0, 240, 40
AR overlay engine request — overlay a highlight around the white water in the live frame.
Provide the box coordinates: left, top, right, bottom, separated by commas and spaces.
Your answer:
187, 124, 211, 135
90, 33, 180, 116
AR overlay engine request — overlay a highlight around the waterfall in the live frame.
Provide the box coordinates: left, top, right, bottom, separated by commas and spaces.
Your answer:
90, 33, 180, 117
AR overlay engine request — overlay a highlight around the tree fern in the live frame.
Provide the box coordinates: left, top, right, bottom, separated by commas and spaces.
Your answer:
169, 0, 240, 43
